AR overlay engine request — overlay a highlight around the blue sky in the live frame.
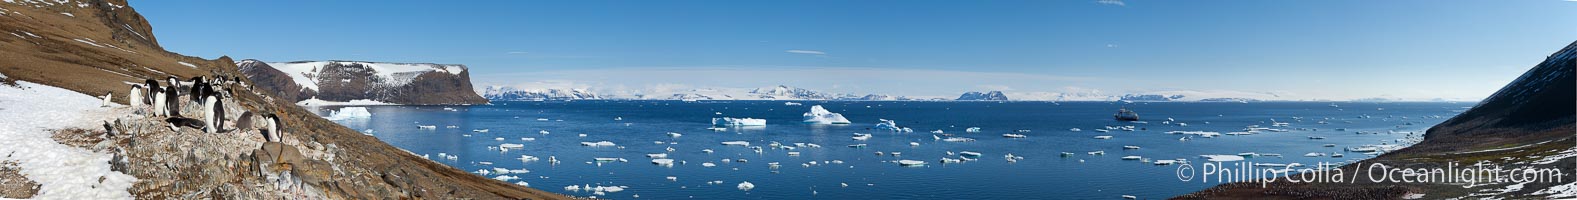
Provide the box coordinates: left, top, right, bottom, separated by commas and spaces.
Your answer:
131, 0, 1576, 100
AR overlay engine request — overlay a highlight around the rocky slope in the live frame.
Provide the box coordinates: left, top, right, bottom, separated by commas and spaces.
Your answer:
0, 0, 564, 199
238, 59, 489, 105
1177, 41, 1577, 199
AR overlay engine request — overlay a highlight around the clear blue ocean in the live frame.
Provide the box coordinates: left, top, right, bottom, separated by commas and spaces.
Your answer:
316, 101, 1464, 199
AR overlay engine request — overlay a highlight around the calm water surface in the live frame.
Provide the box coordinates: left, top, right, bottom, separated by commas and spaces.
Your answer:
316, 101, 1465, 199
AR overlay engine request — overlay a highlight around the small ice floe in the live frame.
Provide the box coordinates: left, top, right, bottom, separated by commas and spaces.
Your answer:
1002, 134, 1027, 138
447, 125, 460, 129
851, 133, 872, 140
647, 153, 668, 158
519, 155, 541, 162
1088, 151, 1106, 155
1154, 160, 1177, 165
802, 105, 852, 124
1060, 152, 1075, 157
737, 181, 755, 191
1166, 131, 1221, 138
615, 117, 623, 121
521, 137, 536, 141
713, 117, 767, 126
417, 125, 437, 130
1004, 153, 1024, 162
494, 175, 520, 181
495, 137, 505, 141
897, 160, 927, 167
930, 130, 945, 134
721, 141, 751, 146
651, 159, 675, 166
653, 141, 666, 144
1069, 128, 1081, 132
708, 127, 727, 131
1122, 156, 1142, 160
702, 162, 717, 167
1200, 155, 1245, 162
910, 142, 920, 146
788, 152, 801, 156
539, 130, 551, 134
476, 169, 491, 175
1123, 195, 1137, 199
667, 132, 683, 137
581, 141, 616, 147
1093, 136, 1113, 139
1304, 152, 1327, 157
959, 151, 982, 158
594, 157, 628, 162
890, 152, 902, 156
785, 102, 802, 106
941, 137, 976, 142
1331, 153, 1344, 158
479, 161, 494, 165
702, 149, 715, 153
500, 143, 525, 149
536, 118, 549, 121
515, 181, 530, 187
666, 176, 678, 181
1123, 146, 1141, 150
578, 134, 588, 137
848, 144, 868, 148
965, 127, 981, 133
666, 146, 676, 152
473, 129, 490, 133
1307, 136, 1326, 140
1095, 129, 1110, 132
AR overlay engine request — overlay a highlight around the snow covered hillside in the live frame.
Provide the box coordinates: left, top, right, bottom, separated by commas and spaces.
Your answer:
238, 59, 488, 105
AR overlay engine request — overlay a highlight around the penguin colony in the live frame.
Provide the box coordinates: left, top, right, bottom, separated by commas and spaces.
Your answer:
122, 73, 283, 143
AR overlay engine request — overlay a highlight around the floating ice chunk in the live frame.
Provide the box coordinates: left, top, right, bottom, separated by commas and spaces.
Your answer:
500, 143, 525, 148
594, 157, 628, 162
959, 151, 982, 158
1069, 128, 1081, 132
667, 176, 678, 181
581, 141, 616, 147
910, 142, 920, 146
539, 130, 551, 134
802, 105, 851, 124
852, 133, 872, 140
1093, 136, 1113, 139
1154, 160, 1177, 165
417, 125, 437, 129
1002, 134, 1027, 138
713, 117, 766, 126
493, 175, 520, 181
495, 137, 505, 141
785, 102, 802, 106
873, 119, 910, 132
941, 137, 975, 142
473, 129, 490, 133
519, 155, 540, 162
515, 181, 530, 187
721, 141, 751, 146
897, 160, 927, 167
965, 127, 981, 133
323, 107, 372, 120
1122, 156, 1142, 160
737, 181, 755, 191
521, 137, 536, 141
702, 162, 717, 167
1200, 155, 1245, 162
667, 132, 682, 137
651, 159, 675, 165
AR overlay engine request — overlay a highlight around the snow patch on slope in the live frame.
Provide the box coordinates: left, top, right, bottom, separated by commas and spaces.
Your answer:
266, 61, 467, 92
0, 80, 137, 199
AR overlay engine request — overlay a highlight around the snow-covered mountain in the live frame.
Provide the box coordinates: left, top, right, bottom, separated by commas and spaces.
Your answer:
482, 86, 600, 101
956, 91, 1009, 101
238, 59, 488, 105
748, 85, 838, 100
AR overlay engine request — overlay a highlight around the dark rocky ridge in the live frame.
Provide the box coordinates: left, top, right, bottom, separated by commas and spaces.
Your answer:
238, 59, 489, 105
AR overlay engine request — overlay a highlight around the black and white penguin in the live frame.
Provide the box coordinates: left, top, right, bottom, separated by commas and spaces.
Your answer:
189, 76, 205, 104
129, 84, 144, 111
202, 85, 227, 133
164, 83, 180, 117
151, 87, 167, 117
142, 79, 159, 106
100, 92, 112, 107
164, 117, 205, 132
262, 113, 281, 142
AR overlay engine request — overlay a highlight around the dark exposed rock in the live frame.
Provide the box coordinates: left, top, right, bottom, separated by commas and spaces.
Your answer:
956, 91, 1008, 101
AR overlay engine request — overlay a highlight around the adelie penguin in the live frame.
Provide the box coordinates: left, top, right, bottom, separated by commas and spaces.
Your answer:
164, 81, 180, 117
129, 84, 143, 111
202, 84, 227, 133
261, 113, 283, 142
189, 76, 205, 104
151, 86, 167, 117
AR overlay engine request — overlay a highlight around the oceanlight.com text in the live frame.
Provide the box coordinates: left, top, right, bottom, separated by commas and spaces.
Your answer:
1174, 161, 1566, 188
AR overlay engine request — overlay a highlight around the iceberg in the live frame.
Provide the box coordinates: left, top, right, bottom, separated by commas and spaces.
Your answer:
721, 141, 751, 146
499, 143, 525, 149
323, 107, 372, 120
737, 181, 755, 191
712, 117, 766, 126
1200, 155, 1246, 162
873, 119, 911, 132
802, 105, 852, 124
896, 160, 927, 167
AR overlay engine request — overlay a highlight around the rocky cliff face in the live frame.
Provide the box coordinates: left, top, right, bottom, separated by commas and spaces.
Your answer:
238, 60, 488, 105
0, 1, 561, 199
956, 91, 1008, 101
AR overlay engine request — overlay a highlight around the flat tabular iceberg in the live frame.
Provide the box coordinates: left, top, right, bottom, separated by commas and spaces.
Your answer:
323, 107, 372, 120
712, 117, 766, 126
802, 105, 851, 124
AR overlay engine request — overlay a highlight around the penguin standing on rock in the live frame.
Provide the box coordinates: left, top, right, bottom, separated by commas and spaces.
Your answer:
262, 113, 282, 142
164, 81, 180, 117
151, 87, 167, 117
129, 84, 143, 111
189, 76, 205, 104
202, 85, 227, 133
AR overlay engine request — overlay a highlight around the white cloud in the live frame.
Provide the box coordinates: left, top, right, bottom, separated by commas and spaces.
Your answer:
1097, 0, 1126, 6
785, 50, 827, 55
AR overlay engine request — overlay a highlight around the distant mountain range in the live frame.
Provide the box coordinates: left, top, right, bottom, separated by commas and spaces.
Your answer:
480, 85, 1451, 102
